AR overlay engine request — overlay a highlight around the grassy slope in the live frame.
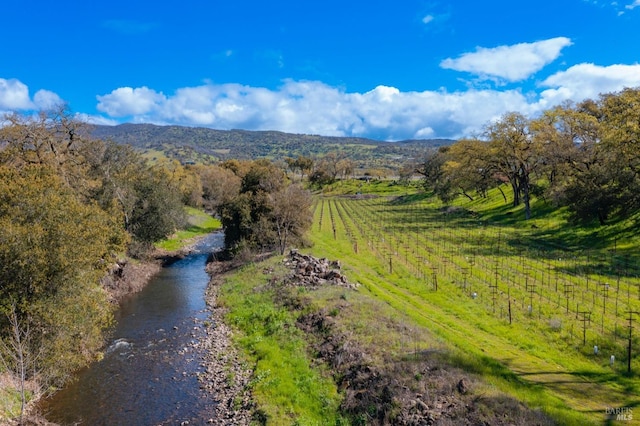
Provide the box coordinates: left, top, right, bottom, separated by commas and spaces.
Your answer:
210, 179, 640, 424
217, 260, 346, 425
154, 207, 221, 251
306, 180, 640, 425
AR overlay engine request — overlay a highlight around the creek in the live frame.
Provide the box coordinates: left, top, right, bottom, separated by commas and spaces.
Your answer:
41, 232, 224, 425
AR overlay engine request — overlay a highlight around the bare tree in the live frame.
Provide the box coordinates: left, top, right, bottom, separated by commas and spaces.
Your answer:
270, 185, 313, 255
0, 305, 41, 424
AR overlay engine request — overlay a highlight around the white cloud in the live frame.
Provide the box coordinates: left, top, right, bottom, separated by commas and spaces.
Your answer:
626, 0, 640, 9
539, 63, 640, 107
422, 14, 435, 24
96, 86, 166, 116
440, 37, 573, 82
0, 78, 34, 110
9, 60, 640, 142
96, 81, 538, 140
33, 89, 63, 110
0, 78, 66, 113
74, 112, 120, 126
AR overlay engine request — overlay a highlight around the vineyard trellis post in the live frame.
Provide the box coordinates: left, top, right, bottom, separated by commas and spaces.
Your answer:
461, 267, 469, 291
578, 310, 591, 346
508, 287, 512, 325
432, 268, 438, 291
599, 282, 609, 332
564, 282, 574, 314
626, 311, 639, 373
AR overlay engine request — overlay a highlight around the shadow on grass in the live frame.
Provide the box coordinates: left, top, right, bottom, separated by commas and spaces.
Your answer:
433, 348, 640, 417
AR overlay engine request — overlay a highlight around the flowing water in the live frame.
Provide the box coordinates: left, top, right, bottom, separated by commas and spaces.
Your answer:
41, 232, 224, 425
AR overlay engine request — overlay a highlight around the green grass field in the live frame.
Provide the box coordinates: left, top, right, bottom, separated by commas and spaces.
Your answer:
305, 181, 640, 425
154, 207, 221, 251
218, 260, 346, 425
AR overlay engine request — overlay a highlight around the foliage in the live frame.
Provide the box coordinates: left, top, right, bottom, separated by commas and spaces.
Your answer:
0, 109, 195, 410
0, 165, 127, 386
195, 164, 242, 212
91, 123, 453, 172
270, 185, 313, 254
485, 111, 539, 219
217, 160, 313, 254
154, 207, 222, 251
284, 155, 314, 179
86, 141, 188, 246
405, 87, 640, 225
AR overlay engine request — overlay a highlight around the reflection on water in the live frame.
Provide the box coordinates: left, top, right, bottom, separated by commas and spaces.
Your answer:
42, 233, 224, 425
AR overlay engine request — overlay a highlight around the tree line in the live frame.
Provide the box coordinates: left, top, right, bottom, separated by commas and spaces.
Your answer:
0, 108, 198, 408
408, 87, 640, 224
0, 107, 316, 415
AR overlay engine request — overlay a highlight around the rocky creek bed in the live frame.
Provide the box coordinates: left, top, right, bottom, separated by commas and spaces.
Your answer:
18, 245, 557, 425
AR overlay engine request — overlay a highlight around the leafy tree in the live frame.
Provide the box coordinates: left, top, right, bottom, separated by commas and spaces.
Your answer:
87, 142, 187, 247
217, 160, 312, 254
443, 139, 496, 200
219, 192, 254, 251
562, 156, 623, 224
529, 101, 600, 205
486, 112, 542, 219
155, 158, 203, 207
220, 158, 252, 177
196, 164, 242, 212
294, 155, 314, 180
599, 87, 640, 174
308, 169, 334, 187
0, 107, 96, 198
557, 89, 640, 223
241, 159, 286, 195
337, 158, 355, 179
128, 167, 187, 244
317, 151, 345, 182
414, 148, 451, 200
0, 165, 127, 385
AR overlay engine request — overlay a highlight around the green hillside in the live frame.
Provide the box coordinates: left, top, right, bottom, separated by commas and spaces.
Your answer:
91, 123, 453, 170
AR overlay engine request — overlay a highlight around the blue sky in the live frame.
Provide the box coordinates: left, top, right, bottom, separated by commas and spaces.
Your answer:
2, 0, 640, 140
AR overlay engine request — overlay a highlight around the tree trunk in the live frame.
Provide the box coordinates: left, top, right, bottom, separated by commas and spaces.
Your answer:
460, 189, 474, 201
510, 179, 520, 206
523, 180, 531, 220
497, 186, 507, 203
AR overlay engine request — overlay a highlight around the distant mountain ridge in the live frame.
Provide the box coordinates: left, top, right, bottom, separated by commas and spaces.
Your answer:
91, 123, 454, 168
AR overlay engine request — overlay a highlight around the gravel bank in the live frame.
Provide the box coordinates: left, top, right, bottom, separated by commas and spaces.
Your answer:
198, 261, 253, 425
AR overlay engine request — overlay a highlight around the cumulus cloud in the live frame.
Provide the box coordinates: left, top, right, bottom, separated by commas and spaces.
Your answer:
538, 63, 640, 107
90, 60, 640, 141
74, 113, 120, 126
96, 81, 539, 140
96, 86, 166, 116
0, 78, 34, 110
0, 78, 66, 113
33, 89, 63, 110
440, 37, 573, 82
